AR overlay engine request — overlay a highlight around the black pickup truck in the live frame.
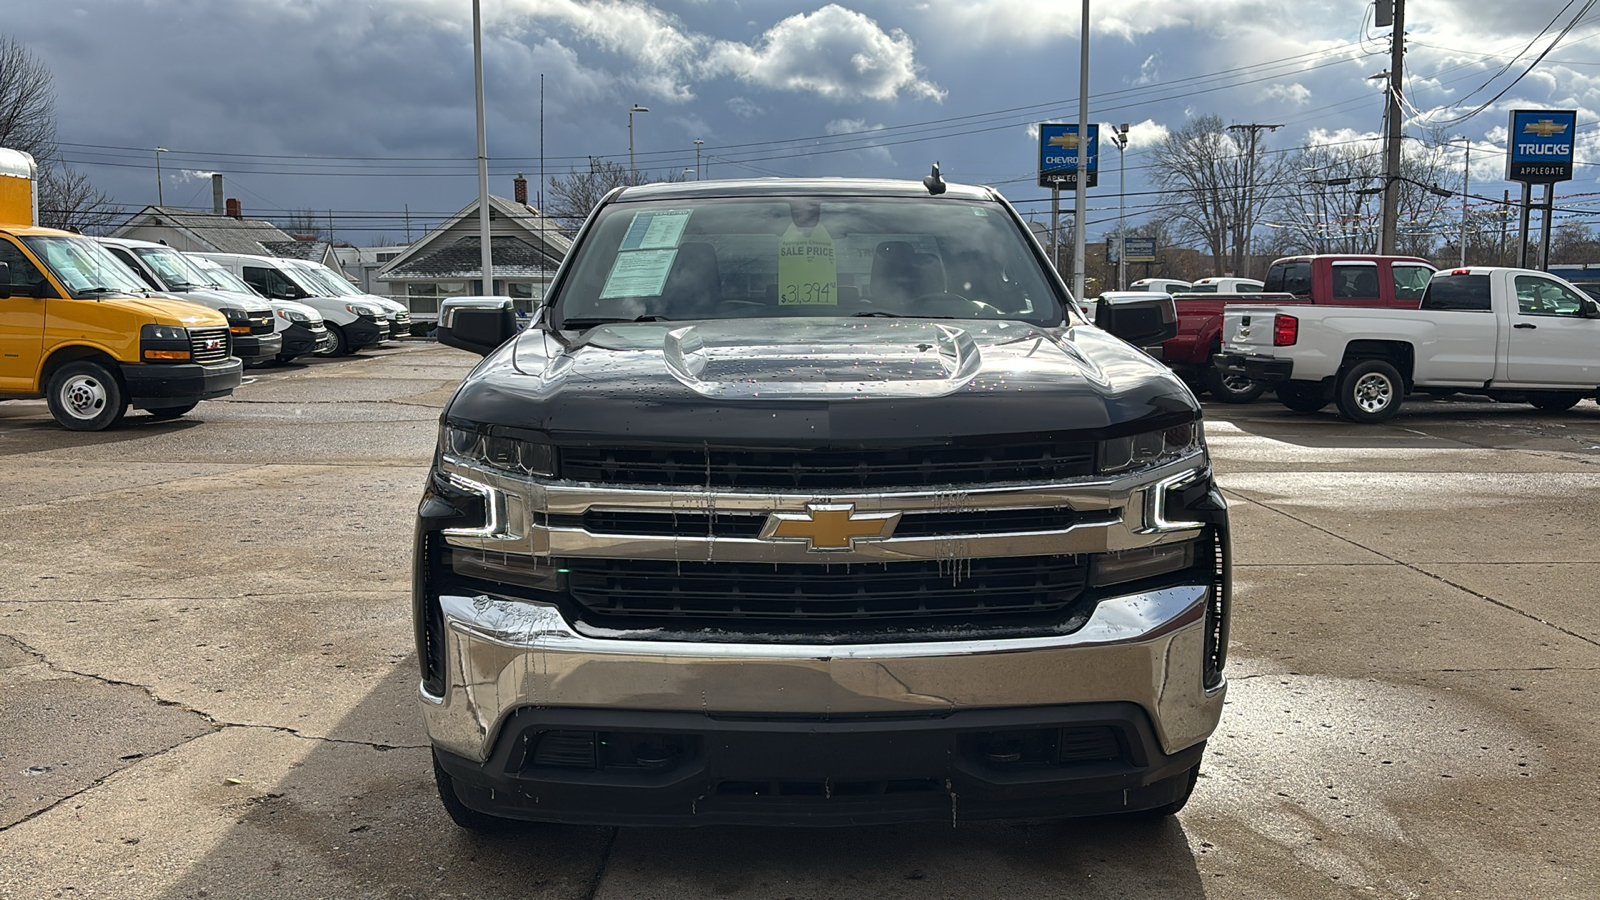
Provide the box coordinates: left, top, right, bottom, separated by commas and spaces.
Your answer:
414, 175, 1230, 828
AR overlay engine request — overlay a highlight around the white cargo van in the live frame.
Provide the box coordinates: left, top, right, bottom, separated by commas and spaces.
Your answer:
195, 253, 385, 356
185, 254, 332, 362
279, 258, 412, 339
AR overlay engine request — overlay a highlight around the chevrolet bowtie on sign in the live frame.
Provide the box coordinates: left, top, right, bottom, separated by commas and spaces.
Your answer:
1038, 122, 1098, 190
1508, 109, 1576, 184
759, 503, 901, 551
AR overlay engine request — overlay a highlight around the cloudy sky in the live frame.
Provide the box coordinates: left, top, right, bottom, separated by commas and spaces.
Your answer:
9, 0, 1600, 245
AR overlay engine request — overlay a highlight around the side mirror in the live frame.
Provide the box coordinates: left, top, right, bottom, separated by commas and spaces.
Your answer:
1096, 292, 1178, 347
438, 296, 517, 355
0, 262, 10, 300
1581, 296, 1600, 319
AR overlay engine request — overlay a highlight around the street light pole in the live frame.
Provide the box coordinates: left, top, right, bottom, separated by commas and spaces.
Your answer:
1457, 138, 1471, 267
694, 139, 704, 181
628, 105, 649, 182
1071, 0, 1089, 304
472, 0, 493, 295
154, 147, 168, 205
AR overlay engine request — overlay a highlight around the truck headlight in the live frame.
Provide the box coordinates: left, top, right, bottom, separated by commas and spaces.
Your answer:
441, 425, 555, 477
1099, 422, 1203, 475
221, 307, 251, 334
140, 324, 191, 361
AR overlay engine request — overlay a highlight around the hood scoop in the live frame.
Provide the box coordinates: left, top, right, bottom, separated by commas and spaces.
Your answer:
660, 319, 984, 400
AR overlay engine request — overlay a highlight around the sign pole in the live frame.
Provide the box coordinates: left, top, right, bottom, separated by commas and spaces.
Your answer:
1539, 183, 1554, 271
1051, 186, 1061, 274
1518, 182, 1532, 269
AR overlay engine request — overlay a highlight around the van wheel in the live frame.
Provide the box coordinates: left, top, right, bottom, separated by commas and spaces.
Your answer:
1277, 381, 1330, 413
316, 324, 350, 357
1203, 366, 1267, 404
432, 752, 521, 832
1527, 392, 1583, 412
1335, 360, 1405, 423
46, 360, 127, 432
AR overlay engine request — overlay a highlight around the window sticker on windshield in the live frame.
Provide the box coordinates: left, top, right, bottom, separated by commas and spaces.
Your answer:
972, 208, 988, 216
777, 223, 838, 305
600, 248, 678, 299
619, 209, 692, 250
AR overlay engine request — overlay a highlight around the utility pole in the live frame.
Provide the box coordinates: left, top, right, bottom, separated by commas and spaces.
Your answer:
472, 0, 493, 294
1072, 0, 1089, 303
1458, 138, 1470, 267
154, 147, 168, 206
1379, 0, 1406, 254
1113, 123, 1129, 291
1226, 123, 1281, 277
694, 139, 704, 180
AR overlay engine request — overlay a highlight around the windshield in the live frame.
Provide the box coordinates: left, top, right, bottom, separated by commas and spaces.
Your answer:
21, 235, 153, 296
133, 247, 211, 291
290, 263, 361, 297
189, 257, 262, 296
551, 196, 1066, 328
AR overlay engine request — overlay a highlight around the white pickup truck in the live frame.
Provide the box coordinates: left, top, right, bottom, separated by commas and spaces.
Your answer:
1214, 266, 1600, 422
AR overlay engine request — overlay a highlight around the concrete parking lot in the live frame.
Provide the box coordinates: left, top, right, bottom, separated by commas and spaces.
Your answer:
2, 342, 1597, 899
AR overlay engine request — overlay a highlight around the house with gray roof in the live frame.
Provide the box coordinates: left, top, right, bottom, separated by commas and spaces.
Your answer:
112, 206, 345, 271
375, 190, 569, 319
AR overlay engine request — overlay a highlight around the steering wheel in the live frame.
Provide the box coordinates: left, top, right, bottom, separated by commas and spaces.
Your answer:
911, 292, 1004, 318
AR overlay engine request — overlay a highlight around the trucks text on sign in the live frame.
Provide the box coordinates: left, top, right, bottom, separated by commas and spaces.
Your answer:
1039, 123, 1098, 190
1507, 109, 1577, 184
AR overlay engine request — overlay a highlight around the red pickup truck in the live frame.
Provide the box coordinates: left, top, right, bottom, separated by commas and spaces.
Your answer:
1163, 254, 1437, 402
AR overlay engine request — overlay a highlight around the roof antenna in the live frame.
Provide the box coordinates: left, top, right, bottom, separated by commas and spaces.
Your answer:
923, 162, 946, 195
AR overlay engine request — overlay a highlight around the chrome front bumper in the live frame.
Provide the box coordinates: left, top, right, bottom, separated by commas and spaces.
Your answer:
420, 583, 1226, 764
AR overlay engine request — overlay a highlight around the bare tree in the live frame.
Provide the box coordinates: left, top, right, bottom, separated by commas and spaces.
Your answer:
1149, 116, 1276, 277
1275, 133, 1458, 260
284, 208, 329, 242
545, 158, 687, 233
0, 35, 55, 163
38, 164, 117, 233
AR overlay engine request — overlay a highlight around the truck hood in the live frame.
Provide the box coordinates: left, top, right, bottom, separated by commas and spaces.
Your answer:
448, 317, 1196, 444
161, 287, 271, 314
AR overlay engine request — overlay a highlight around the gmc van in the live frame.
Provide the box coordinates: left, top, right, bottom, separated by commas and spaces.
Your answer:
195, 252, 385, 356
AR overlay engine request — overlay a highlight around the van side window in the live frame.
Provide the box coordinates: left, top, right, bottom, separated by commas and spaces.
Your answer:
109, 248, 161, 290
244, 265, 297, 299
0, 239, 55, 298
1421, 274, 1490, 311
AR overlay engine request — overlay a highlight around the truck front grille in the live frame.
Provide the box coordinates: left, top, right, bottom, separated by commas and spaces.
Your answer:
248, 311, 275, 335
188, 327, 232, 363
559, 443, 1097, 490
573, 507, 1107, 539
560, 554, 1088, 624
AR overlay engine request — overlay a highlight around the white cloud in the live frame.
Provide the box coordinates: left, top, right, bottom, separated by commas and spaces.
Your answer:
824, 118, 893, 164
1135, 53, 1161, 86
1262, 82, 1312, 105
726, 96, 764, 119
706, 5, 943, 101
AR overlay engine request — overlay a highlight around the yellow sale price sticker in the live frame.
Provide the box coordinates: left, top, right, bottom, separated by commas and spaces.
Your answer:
778, 223, 838, 305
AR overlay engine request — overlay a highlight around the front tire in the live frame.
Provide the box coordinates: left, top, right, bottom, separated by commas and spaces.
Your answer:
316, 323, 351, 357
1335, 359, 1405, 423
1277, 380, 1330, 413
46, 360, 127, 432
1527, 392, 1583, 412
432, 752, 521, 832
147, 403, 198, 421
1203, 365, 1267, 404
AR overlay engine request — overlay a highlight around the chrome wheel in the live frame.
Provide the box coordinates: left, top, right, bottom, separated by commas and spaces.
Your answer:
1352, 372, 1393, 413
59, 373, 109, 420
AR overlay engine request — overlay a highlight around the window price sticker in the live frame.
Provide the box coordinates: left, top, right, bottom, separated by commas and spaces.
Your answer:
619, 209, 692, 250
777, 223, 838, 305
599, 248, 677, 298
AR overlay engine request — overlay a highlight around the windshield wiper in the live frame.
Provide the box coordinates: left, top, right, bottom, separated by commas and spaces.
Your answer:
851, 311, 960, 319
560, 315, 671, 330
77, 287, 122, 295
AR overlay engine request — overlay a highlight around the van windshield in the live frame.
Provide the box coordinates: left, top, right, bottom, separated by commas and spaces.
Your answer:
190, 258, 261, 296
292, 264, 361, 297
21, 235, 152, 297
551, 196, 1067, 328
133, 247, 211, 291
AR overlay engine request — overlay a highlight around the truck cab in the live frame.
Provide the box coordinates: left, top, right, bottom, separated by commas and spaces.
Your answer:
0, 148, 242, 431
1261, 254, 1436, 308
96, 237, 282, 367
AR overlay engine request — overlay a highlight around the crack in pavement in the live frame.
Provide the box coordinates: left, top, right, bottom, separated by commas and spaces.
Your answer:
583, 826, 620, 900
1223, 491, 1600, 651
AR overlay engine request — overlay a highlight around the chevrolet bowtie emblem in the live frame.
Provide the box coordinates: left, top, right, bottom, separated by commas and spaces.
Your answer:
760, 503, 901, 551
1047, 133, 1080, 150
1524, 119, 1569, 137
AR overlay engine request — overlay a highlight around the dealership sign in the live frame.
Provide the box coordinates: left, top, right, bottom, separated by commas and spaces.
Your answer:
1039, 123, 1098, 189
1507, 109, 1576, 184
1123, 237, 1157, 262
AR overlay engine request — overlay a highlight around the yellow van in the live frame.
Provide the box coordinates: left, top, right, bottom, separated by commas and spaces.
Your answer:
0, 148, 241, 430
